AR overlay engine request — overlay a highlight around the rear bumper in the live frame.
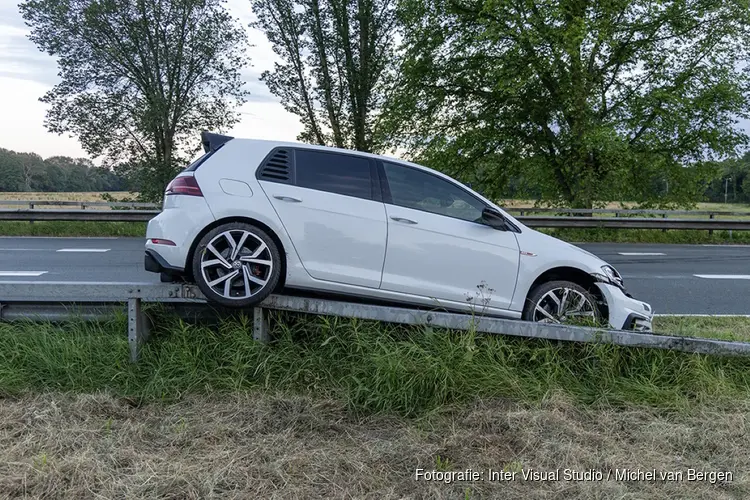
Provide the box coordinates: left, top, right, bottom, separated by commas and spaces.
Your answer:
145, 249, 184, 276
144, 194, 215, 273
595, 283, 653, 331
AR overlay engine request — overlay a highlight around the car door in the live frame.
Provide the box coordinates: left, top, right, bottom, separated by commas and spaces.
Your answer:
257, 147, 387, 289
379, 161, 520, 309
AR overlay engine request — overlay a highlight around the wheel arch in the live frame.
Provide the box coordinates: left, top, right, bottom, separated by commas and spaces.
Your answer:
524, 266, 607, 312
185, 216, 287, 291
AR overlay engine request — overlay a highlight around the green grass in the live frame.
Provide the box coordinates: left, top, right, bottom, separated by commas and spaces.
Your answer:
654, 316, 750, 341
541, 227, 750, 244
0, 221, 146, 237
2, 311, 750, 417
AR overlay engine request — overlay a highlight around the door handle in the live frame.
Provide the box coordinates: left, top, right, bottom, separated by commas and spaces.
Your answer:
273, 195, 302, 203
390, 216, 418, 225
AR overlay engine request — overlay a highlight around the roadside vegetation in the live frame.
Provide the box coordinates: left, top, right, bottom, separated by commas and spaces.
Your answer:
1, 312, 749, 497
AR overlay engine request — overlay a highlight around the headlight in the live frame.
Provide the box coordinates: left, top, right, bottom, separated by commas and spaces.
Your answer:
591, 265, 624, 288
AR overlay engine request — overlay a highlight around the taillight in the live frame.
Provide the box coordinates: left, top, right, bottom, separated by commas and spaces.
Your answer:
165, 176, 203, 196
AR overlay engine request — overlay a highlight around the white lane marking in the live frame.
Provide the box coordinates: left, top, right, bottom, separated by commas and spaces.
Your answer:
56, 248, 110, 253
617, 252, 666, 256
0, 248, 49, 251
693, 274, 750, 279
0, 271, 48, 276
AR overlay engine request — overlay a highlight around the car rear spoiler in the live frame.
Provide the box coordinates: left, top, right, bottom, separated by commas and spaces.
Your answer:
201, 131, 234, 153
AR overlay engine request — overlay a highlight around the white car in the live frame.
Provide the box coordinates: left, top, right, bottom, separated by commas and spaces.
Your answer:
144, 132, 654, 331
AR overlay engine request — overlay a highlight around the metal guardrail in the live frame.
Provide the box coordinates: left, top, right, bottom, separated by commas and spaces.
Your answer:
0, 200, 159, 209
1, 199, 750, 230
504, 207, 750, 217
2, 209, 750, 230
0, 209, 158, 222
2, 281, 750, 362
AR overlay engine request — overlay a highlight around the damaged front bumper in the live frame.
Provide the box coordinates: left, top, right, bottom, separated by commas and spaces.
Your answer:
590, 266, 653, 331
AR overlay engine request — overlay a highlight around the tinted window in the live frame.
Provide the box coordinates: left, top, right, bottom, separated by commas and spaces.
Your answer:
295, 149, 373, 199
184, 143, 225, 172
384, 162, 486, 222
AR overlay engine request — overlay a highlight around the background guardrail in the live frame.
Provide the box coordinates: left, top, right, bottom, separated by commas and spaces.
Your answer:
1, 200, 750, 231
0, 200, 160, 209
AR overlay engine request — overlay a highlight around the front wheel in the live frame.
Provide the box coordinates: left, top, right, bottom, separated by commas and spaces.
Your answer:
192, 222, 282, 308
522, 280, 602, 326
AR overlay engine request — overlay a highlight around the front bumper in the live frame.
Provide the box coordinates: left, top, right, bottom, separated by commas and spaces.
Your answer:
594, 282, 653, 331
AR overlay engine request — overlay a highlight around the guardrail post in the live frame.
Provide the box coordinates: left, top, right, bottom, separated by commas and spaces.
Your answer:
709, 213, 714, 237
662, 213, 667, 233
128, 298, 151, 362
29, 202, 34, 225
253, 307, 270, 343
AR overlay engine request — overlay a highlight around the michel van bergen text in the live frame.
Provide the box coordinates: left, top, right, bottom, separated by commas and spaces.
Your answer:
414, 468, 733, 484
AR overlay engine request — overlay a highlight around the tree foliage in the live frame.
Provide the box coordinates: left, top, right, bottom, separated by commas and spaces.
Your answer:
20, 0, 250, 201
384, 0, 750, 207
0, 148, 126, 192
250, 0, 398, 152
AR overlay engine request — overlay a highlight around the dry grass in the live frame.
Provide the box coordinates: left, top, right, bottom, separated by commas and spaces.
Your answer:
0, 192, 135, 203
0, 192, 141, 211
0, 391, 745, 499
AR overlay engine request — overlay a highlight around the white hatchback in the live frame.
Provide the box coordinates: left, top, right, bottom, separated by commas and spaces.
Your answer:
144, 132, 654, 331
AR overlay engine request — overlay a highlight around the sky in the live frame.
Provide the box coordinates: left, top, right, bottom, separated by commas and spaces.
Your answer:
0, 0, 304, 161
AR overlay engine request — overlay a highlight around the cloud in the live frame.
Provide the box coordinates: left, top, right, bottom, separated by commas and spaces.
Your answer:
0, 1, 302, 160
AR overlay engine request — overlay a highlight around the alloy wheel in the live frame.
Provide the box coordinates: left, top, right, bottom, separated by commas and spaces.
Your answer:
200, 229, 274, 300
532, 287, 597, 324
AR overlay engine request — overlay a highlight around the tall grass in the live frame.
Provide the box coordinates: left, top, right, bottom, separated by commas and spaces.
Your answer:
2, 311, 750, 417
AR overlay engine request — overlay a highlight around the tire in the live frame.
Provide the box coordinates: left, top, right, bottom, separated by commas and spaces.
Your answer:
522, 280, 601, 325
191, 222, 282, 308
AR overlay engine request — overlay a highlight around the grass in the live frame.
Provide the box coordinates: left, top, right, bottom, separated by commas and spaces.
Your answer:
0, 191, 135, 204
2, 312, 750, 497
654, 316, 750, 341
0, 221, 147, 237
1, 391, 746, 499
0, 191, 147, 237
541, 227, 750, 244
2, 311, 750, 415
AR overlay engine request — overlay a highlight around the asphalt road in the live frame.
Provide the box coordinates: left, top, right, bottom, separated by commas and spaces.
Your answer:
0, 236, 749, 314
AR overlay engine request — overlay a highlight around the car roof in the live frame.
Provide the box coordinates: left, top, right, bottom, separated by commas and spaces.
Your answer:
234, 137, 441, 176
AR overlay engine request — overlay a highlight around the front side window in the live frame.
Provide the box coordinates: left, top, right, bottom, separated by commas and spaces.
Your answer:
383, 162, 486, 222
295, 149, 373, 200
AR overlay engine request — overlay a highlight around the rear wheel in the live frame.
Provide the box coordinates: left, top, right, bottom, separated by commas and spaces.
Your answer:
522, 280, 601, 326
192, 222, 281, 308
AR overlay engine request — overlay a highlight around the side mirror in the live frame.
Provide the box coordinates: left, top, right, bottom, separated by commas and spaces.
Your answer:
481, 207, 507, 230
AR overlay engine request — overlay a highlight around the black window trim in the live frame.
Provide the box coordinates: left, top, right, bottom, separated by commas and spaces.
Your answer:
377, 159, 521, 232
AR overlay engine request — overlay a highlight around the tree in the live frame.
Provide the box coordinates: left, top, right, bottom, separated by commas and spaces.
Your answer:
20, 0, 251, 201
250, 0, 398, 152
384, 0, 750, 208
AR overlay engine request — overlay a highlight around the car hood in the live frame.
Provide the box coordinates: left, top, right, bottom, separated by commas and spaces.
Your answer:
515, 228, 607, 271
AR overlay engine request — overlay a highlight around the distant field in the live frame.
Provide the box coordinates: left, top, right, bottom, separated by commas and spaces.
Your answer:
0, 191, 141, 210
499, 199, 750, 212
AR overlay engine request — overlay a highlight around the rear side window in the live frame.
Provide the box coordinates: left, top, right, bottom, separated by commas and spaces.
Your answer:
294, 149, 374, 200
184, 144, 225, 172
